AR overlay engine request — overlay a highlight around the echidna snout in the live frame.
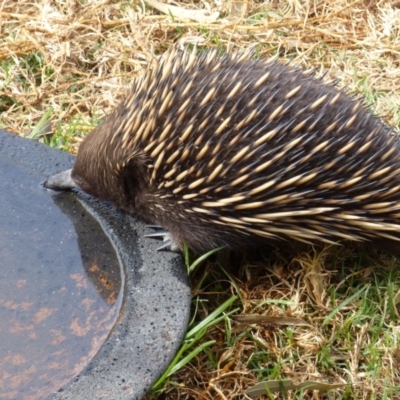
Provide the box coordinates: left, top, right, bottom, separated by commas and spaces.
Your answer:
46, 47, 400, 253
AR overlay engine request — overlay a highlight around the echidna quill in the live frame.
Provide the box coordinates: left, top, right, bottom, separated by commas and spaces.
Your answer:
44, 47, 400, 253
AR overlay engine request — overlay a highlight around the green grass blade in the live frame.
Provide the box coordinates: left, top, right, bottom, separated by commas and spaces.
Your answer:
186, 295, 238, 338
28, 107, 53, 139
188, 247, 224, 274
322, 284, 370, 327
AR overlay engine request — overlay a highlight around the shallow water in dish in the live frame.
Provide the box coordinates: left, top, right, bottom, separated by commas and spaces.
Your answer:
0, 156, 123, 400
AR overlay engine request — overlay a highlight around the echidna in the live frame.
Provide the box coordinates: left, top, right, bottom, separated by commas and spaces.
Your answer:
44, 47, 400, 253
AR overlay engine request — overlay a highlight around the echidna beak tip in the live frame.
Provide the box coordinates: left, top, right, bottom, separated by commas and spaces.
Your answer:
43, 169, 76, 191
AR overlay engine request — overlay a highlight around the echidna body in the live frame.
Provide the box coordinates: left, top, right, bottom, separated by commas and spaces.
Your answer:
45, 48, 400, 253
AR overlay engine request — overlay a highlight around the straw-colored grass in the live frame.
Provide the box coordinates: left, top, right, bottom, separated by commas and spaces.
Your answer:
2, 0, 400, 399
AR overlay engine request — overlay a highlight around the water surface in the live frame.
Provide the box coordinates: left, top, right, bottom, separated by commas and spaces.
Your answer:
0, 156, 123, 400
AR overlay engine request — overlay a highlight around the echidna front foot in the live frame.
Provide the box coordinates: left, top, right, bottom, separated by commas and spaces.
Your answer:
145, 227, 181, 252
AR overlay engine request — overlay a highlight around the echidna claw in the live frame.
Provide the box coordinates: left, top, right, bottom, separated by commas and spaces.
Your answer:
156, 240, 172, 251
145, 231, 170, 238
145, 226, 180, 252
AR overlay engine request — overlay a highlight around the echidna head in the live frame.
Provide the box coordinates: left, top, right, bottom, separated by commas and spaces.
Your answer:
71, 125, 147, 212
45, 118, 147, 214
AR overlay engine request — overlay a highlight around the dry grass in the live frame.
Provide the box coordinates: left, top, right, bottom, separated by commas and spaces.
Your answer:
2, 0, 400, 143
2, 0, 400, 399
150, 243, 400, 400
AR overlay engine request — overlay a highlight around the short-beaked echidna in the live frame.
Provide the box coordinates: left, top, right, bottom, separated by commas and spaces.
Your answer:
45, 47, 400, 253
